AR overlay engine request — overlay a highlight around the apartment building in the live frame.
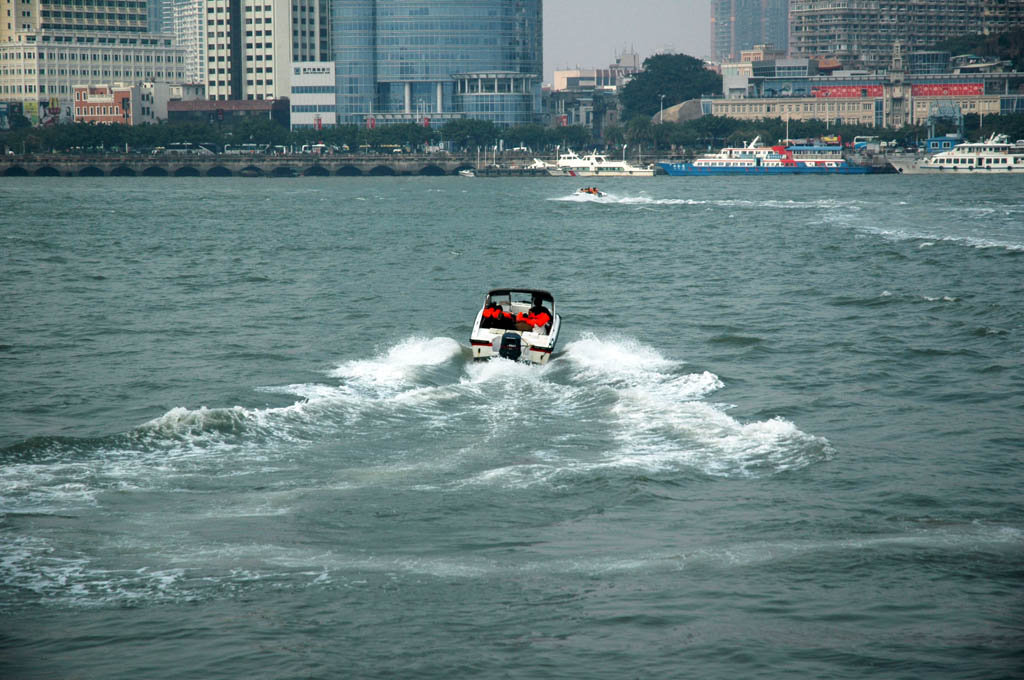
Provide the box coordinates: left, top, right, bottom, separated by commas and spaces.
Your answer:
790, 0, 1024, 71
200, 0, 328, 101
1, 0, 185, 123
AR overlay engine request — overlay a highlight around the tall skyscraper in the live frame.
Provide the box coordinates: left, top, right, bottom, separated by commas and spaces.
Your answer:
710, 0, 789, 62
790, 0, 1024, 70
331, 0, 543, 127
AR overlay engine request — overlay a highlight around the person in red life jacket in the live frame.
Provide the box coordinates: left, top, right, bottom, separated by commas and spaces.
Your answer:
516, 297, 552, 331
482, 300, 514, 329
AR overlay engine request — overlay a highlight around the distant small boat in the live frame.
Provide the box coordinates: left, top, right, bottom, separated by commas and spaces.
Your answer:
577, 187, 606, 197
458, 169, 476, 177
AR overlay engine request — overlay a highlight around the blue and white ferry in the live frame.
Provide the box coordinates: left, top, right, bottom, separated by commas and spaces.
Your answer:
658, 136, 874, 176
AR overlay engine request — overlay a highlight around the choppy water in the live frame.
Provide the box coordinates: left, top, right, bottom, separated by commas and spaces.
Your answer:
2, 175, 1022, 678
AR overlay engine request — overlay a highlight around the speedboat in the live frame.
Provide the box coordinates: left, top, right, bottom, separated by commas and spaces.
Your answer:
469, 288, 560, 365
577, 187, 606, 197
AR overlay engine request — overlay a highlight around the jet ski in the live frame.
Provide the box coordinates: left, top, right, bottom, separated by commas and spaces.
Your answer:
577, 187, 606, 197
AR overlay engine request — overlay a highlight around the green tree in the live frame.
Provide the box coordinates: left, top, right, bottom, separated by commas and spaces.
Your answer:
624, 117, 655, 147
503, 124, 548, 150
619, 53, 722, 120
440, 118, 498, 150
602, 124, 625, 147
550, 124, 592, 150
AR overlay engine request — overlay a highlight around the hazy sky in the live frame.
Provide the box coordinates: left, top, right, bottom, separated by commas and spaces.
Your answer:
543, 0, 711, 85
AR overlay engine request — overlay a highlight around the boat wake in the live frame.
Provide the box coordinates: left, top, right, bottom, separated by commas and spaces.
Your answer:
551, 194, 861, 209
0, 335, 839, 607
1, 334, 834, 520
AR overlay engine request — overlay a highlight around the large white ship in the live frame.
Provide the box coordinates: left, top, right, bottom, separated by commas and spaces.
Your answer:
658, 136, 876, 175
888, 134, 1024, 174
534, 150, 655, 177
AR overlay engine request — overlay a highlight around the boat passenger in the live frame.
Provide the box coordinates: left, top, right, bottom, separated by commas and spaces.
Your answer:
517, 298, 552, 331
482, 301, 514, 329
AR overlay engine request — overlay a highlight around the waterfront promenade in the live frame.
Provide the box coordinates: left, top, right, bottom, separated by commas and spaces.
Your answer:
0, 152, 556, 177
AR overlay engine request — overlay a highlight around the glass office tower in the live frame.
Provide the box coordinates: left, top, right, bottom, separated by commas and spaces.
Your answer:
332, 0, 542, 127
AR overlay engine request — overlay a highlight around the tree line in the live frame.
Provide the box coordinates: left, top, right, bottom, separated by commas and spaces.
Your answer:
0, 116, 595, 155
5, 110, 1023, 156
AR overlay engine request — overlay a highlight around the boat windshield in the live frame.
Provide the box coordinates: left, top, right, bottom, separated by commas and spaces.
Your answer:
487, 288, 554, 313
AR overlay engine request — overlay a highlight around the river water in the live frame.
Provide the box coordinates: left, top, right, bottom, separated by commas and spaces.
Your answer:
2, 175, 1022, 678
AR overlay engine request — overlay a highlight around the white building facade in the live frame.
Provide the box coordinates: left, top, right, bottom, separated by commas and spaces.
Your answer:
289, 60, 333, 128
173, 0, 206, 84
1, 0, 186, 123
200, 0, 328, 102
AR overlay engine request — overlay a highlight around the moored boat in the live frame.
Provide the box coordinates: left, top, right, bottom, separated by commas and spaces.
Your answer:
554, 149, 655, 177
469, 288, 560, 365
528, 158, 569, 176
659, 136, 876, 175
887, 133, 1024, 174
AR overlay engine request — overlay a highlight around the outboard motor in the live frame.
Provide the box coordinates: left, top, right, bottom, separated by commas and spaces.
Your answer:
498, 332, 523, 361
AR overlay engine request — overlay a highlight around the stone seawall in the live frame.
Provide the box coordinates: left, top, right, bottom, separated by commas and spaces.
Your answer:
0, 153, 499, 177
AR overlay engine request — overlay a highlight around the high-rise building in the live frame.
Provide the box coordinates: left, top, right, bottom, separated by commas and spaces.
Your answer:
173, 0, 205, 83
790, 0, 1024, 71
1, 0, 185, 123
331, 0, 543, 128
199, 0, 328, 101
148, 0, 175, 33
710, 0, 789, 62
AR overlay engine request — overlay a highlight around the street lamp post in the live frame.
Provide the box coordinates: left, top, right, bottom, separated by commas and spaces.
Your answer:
659, 94, 666, 123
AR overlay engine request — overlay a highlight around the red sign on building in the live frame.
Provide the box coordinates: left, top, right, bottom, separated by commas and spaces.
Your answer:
367, 116, 376, 129
911, 83, 983, 97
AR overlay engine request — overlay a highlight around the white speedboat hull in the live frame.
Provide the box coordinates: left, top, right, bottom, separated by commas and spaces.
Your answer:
470, 320, 560, 365
469, 289, 560, 365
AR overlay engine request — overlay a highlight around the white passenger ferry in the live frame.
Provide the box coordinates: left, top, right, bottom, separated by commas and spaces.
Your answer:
888, 134, 1024, 174
533, 150, 654, 177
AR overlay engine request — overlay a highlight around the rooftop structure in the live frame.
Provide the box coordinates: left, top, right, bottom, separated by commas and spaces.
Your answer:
551, 50, 641, 93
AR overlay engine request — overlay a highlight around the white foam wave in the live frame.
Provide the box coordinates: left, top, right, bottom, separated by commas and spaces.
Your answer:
329, 335, 462, 389
551, 195, 860, 210
458, 333, 832, 480
848, 224, 1024, 252
608, 389, 830, 477
461, 353, 548, 384
7, 522, 1018, 607
562, 333, 679, 384
1, 333, 834, 519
